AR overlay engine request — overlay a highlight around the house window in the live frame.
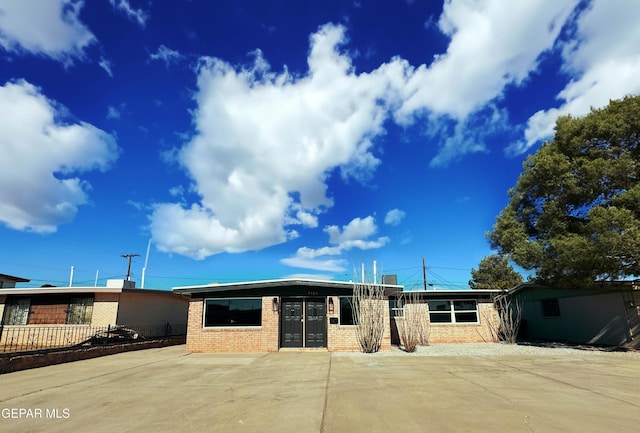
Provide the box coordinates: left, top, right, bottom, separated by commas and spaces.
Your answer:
2, 298, 30, 325
66, 297, 94, 324
541, 299, 560, 317
204, 298, 262, 327
428, 300, 478, 323
339, 297, 356, 325
389, 298, 404, 318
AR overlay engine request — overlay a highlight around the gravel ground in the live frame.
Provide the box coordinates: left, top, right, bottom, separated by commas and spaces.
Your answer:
334, 342, 640, 358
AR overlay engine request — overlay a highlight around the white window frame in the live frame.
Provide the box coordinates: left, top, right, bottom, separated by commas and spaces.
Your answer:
203, 297, 263, 328
428, 299, 479, 324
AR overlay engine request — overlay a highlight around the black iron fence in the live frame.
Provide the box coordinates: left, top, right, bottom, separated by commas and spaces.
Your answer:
0, 323, 187, 353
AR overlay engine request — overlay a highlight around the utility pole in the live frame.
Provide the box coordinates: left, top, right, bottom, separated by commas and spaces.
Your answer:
121, 253, 140, 281
422, 257, 427, 290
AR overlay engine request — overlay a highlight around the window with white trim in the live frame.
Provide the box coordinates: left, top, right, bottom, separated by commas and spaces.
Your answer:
428, 300, 478, 323
204, 298, 262, 327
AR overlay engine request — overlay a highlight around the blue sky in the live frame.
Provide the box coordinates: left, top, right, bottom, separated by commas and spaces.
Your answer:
2, 0, 640, 290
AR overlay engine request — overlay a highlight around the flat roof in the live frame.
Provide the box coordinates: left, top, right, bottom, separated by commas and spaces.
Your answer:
173, 278, 403, 295
0, 287, 179, 296
506, 280, 640, 295
396, 289, 503, 296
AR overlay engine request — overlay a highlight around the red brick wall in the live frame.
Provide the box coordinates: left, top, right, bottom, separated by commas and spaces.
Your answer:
27, 302, 68, 324
186, 297, 279, 352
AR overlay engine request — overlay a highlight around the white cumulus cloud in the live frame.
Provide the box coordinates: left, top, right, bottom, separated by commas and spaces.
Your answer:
0, 80, 119, 233
281, 216, 389, 272
519, 0, 640, 153
396, 0, 578, 163
150, 24, 409, 259
0, 0, 95, 63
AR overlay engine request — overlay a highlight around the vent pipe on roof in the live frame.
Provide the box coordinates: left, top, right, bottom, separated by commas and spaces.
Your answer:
69, 266, 74, 287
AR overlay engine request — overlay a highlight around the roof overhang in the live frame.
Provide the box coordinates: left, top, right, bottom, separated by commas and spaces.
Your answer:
0, 287, 177, 296
173, 278, 403, 296
0, 273, 30, 283
390, 289, 503, 298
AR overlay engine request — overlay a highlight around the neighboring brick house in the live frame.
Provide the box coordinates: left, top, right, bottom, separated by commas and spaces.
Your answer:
0, 279, 188, 349
174, 278, 502, 352
508, 281, 640, 347
389, 289, 501, 344
173, 278, 401, 352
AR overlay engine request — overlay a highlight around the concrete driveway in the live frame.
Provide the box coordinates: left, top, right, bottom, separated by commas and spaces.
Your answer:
1, 344, 639, 432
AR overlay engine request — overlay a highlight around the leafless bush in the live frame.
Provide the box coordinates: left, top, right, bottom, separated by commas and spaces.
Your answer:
352, 282, 386, 353
486, 292, 522, 344
395, 291, 430, 352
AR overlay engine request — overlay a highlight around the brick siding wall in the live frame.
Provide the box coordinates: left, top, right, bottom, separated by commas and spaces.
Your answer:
186, 296, 391, 353
91, 293, 120, 326
186, 297, 279, 352
392, 301, 499, 344
326, 296, 391, 351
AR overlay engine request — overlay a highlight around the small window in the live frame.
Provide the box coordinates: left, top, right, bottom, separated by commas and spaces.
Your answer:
67, 297, 94, 324
389, 298, 405, 318
541, 299, 560, 317
339, 297, 356, 325
428, 300, 452, 323
428, 300, 478, 324
2, 298, 30, 325
204, 298, 262, 327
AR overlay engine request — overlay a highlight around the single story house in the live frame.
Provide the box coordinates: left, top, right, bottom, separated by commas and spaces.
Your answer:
508, 281, 640, 347
173, 278, 401, 352
389, 289, 501, 344
174, 278, 502, 352
0, 279, 188, 350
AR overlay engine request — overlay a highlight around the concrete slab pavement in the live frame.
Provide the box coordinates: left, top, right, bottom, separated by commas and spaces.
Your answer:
1, 344, 639, 432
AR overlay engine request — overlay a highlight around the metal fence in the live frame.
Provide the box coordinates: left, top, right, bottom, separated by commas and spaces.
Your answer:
0, 323, 187, 353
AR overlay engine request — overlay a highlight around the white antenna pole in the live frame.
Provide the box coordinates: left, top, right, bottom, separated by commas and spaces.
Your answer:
361, 263, 365, 283
141, 239, 152, 288
69, 266, 74, 287
94, 270, 99, 287
373, 260, 377, 284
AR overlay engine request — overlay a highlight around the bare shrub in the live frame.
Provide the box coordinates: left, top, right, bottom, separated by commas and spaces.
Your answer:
395, 291, 430, 352
486, 292, 522, 344
352, 282, 386, 353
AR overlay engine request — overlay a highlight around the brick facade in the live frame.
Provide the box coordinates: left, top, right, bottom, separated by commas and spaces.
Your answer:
186, 295, 391, 353
391, 300, 499, 345
428, 302, 499, 343
91, 293, 120, 326
326, 296, 391, 351
186, 297, 280, 352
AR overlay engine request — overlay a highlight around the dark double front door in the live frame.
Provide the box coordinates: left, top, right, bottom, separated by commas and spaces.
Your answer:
280, 298, 326, 348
